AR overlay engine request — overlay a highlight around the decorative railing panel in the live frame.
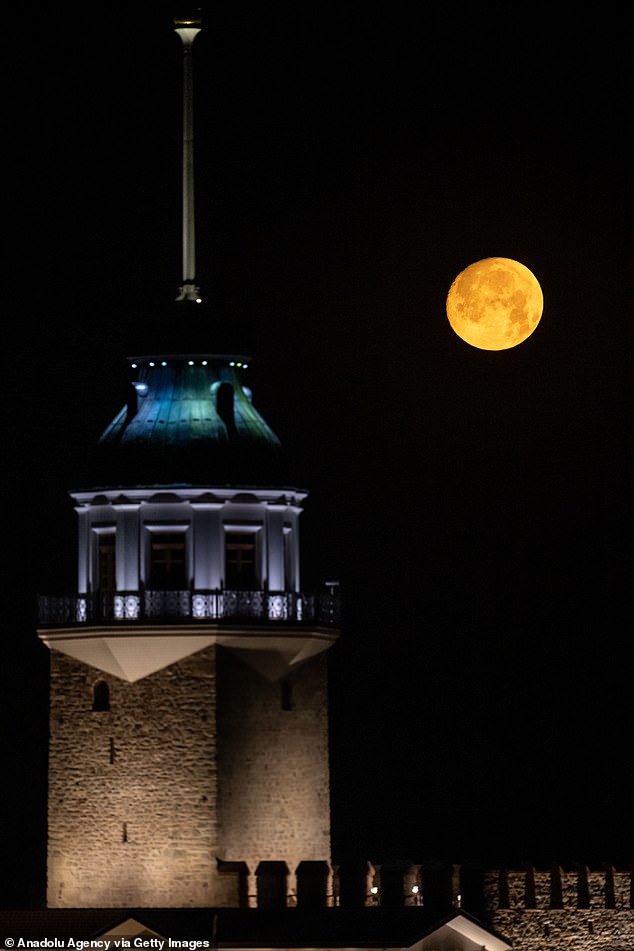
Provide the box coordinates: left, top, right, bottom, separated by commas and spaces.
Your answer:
37, 589, 340, 626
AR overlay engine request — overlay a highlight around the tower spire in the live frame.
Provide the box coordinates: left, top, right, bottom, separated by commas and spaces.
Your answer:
174, 11, 202, 303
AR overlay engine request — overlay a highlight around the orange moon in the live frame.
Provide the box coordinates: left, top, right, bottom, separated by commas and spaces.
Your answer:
446, 257, 543, 350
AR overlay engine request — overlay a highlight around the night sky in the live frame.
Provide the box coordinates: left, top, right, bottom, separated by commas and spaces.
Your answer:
4, 5, 631, 906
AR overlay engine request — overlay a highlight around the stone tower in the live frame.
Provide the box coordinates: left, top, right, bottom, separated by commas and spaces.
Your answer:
36, 15, 340, 910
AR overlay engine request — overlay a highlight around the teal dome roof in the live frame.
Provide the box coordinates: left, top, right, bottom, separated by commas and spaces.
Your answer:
91, 355, 291, 488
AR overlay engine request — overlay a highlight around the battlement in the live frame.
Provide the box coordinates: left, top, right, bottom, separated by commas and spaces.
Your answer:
250, 861, 634, 948
240, 860, 634, 913
483, 865, 634, 949
484, 864, 633, 911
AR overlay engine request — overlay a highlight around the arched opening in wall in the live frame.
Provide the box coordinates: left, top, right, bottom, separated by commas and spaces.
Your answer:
255, 861, 288, 909
296, 861, 329, 909
92, 680, 110, 712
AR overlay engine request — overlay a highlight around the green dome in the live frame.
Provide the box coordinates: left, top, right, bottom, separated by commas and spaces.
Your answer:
91, 355, 291, 488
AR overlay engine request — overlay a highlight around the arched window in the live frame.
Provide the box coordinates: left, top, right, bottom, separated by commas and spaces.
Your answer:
92, 680, 110, 712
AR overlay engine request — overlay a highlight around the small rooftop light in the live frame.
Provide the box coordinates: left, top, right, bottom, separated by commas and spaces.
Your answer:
196, 297, 202, 303
131, 363, 137, 369
188, 360, 194, 366
229, 361, 235, 366
370, 886, 378, 895
149, 361, 155, 367
133, 382, 148, 395
161, 360, 167, 366
243, 363, 249, 369
412, 885, 419, 894
202, 360, 207, 365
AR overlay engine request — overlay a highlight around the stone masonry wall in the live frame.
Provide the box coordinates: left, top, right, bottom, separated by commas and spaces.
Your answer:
216, 647, 331, 903
484, 867, 634, 950
47, 647, 219, 908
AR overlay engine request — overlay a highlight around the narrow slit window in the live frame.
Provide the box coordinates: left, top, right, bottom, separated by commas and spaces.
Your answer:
281, 679, 293, 711
92, 680, 110, 712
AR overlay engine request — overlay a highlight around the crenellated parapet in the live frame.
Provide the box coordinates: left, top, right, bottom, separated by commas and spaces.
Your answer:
483, 864, 633, 912
483, 865, 634, 950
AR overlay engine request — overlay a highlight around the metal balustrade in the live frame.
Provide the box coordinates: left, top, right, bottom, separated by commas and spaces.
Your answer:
37, 589, 340, 626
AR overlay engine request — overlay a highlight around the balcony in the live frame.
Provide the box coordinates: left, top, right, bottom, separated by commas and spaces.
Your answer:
37, 589, 341, 627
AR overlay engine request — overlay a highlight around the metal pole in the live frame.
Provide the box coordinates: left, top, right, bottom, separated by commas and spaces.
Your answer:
174, 15, 202, 302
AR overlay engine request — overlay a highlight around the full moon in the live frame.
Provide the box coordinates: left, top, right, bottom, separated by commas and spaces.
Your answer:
446, 257, 543, 350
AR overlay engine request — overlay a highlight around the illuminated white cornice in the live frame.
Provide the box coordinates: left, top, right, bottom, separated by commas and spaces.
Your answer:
71, 486, 308, 508
38, 623, 338, 684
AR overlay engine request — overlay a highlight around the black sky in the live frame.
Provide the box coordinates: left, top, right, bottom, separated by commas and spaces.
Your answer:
4, 4, 632, 905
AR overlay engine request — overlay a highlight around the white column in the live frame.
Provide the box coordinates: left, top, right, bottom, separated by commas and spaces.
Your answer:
75, 508, 90, 593
266, 505, 286, 591
114, 504, 141, 590
287, 505, 303, 592
192, 503, 223, 589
